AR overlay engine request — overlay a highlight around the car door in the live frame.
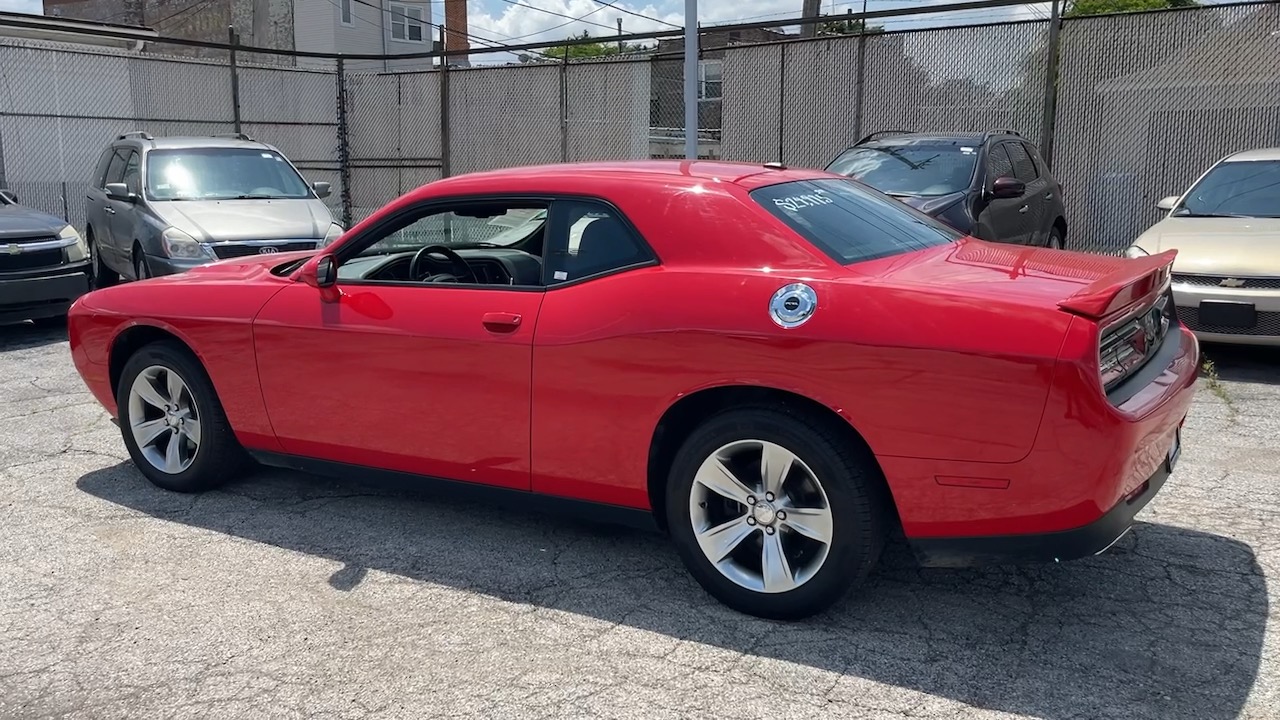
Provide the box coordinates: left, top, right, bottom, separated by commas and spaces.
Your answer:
110, 150, 143, 276
974, 143, 1032, 245
94, 148, 130, 272
251, 197, 547, 491
1006, 141, 1050, 246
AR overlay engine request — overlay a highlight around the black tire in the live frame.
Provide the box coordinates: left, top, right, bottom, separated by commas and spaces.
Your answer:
133, 248, 150, 281
89, 232, 118, 288
665, 406, 889, 620
1047, 224, 1065, 250
116, 341, 249, 492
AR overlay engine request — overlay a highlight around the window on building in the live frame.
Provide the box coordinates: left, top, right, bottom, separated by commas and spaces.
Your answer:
698, 59, 722, 101
390, 3, 425, 43
340, 0, 352, 25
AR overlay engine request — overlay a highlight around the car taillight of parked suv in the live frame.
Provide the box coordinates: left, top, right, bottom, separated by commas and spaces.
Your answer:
84, 131, 344, 284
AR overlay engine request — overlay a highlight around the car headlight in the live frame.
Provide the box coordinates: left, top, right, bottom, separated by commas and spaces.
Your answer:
59, 224, 88, 261
161, 227, 211, 259
1124, 245, 1149, 259
320, 223, 344, 247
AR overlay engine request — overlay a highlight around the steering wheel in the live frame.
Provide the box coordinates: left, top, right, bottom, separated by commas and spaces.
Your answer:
409, 245, 475, 283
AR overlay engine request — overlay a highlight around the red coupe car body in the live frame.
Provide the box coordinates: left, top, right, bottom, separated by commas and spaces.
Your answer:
68, 161, 1197, 569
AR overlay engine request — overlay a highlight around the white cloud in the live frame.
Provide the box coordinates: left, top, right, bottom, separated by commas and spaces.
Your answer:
0, 0, 43, 14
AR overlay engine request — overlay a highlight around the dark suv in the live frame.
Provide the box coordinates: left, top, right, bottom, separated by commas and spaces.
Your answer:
824, 130, 1068, 249
0, 187, 91, 325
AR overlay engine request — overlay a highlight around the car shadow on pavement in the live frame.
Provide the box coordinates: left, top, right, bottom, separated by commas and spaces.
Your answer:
1199, 342, 1280, 385
77, 462, 1266, 720
0, 319, 68, 351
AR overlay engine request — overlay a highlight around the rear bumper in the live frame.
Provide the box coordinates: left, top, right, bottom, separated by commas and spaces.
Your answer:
910, 445, 1174, 567
0, 264, 91, 323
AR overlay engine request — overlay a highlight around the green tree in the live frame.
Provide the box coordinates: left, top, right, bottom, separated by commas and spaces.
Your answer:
817, 16, 884, 35
541, 30, 648, 60
1064, 0, 1197, 17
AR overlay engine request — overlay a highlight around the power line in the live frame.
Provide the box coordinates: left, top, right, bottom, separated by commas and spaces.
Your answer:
483, 4, 612, 42
493, 0, 620, 34
585, 0, 681, 29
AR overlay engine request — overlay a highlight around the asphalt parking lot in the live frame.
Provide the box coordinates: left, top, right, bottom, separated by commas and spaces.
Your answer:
2, 321, 1278, 720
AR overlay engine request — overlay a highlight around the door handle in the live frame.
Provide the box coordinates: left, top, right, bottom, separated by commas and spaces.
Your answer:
104, 206, 115, 214
1018, 205, 1028, 213
482, 312, 522, 331
1045, 193, 1053, 200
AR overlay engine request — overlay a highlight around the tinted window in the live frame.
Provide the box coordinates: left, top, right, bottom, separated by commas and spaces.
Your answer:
546, 200, 653, 283
145, 147, 311, 201
1004, 142, 1037, 182
1177, 159, 1280, 219
826, 141, 978, 196
94, 148, 114, 185
986, 144, 1014, 182
751, 178, 962, 265
1021, 142, 1044, 179
365, 205, 547, 255
122, 151, 141, 195
104, 150, 128, 185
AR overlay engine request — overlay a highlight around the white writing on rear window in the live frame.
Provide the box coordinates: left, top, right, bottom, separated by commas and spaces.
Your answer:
772, 191, 835, 212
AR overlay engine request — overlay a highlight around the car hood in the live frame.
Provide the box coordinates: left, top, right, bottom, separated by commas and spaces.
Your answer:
0, 203, 68, 238
891, 191, 967, 216
847, 237, 1168, 314
151, 198, 332, 243
1133, 216, 1280, 276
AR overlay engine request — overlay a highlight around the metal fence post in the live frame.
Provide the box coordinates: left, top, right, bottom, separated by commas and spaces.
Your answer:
853, 24, 868, 144
1038, 0, 1063, 168
559, 51, 569, 163
336, 56, 352, 228
776, 44, 786, 163
228, 27, 242, 134
439, 26, 451, 178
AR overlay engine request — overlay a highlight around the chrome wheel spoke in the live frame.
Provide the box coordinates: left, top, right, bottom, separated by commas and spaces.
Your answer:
163, 432, 184, 473
761, 531, 797, 593
133, 376, 168, 410
760, 441, 794, 497
695, 515, 756, 563
780, 505, 833, 545
694, 457, 757, 505
166, 369, 185, 406
132, 418, 170, 447
182, 419, 201, 445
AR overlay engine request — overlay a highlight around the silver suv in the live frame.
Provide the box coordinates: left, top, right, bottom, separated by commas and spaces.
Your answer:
85, 132, 343, 283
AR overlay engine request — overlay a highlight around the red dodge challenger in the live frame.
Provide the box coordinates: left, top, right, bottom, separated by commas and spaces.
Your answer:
68, 161, 1198, 619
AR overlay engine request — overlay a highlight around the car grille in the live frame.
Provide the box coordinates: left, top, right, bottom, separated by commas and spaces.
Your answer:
1176, 306, 1280, 336
211, 241, 317, 260
0, 247, 64, 272
1172, 273, 1280, 290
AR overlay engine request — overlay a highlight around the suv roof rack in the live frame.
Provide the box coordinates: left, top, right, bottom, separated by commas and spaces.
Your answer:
855, 129, 914, 145
213, 132, 255, 142
982, 129, 1023, 141
117, 131, 153, 141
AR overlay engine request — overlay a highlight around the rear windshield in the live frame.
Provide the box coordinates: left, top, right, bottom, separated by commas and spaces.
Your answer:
825, 141, 978, 196
751, 178, 962, 265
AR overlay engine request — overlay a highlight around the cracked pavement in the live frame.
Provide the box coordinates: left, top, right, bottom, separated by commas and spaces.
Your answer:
2, 320, 1278, 719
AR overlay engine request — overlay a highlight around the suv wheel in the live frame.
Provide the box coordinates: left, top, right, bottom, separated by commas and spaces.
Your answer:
133, 248, 151, 280
1047, 225, 1065, 250
88, 232, 118, 288
665, 407, 889, 620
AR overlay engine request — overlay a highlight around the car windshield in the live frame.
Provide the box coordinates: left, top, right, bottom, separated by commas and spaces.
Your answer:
1176, 159, 1280, 218
825, 141, 978, 197
145, 148, 312, 201
751, 178, 962, 265
362, 207, 546, 255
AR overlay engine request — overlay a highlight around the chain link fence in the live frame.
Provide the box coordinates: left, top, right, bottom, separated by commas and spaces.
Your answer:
1, 0, 1278, 255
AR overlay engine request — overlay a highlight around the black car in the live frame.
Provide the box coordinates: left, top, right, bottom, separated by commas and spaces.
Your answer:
0, 188, 92, 325
824, 130, 1068, 249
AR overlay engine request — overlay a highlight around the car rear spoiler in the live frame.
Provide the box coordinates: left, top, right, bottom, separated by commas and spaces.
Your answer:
1057, 250, 1177, 320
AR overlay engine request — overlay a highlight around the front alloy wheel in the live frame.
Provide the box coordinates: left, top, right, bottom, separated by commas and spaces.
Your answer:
128, 365, 201, 474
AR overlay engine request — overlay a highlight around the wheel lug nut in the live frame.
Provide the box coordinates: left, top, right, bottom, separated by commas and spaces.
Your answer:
765, 492, 775, 502
777, 511, 786, 520
746, 496, 756, 506
765, 526, 775, 535
746, 517, 756, 525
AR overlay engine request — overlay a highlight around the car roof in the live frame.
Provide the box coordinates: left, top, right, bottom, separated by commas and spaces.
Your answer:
1224, 147, 1280, 162
114, 135, 275, 151
424, 160, 834, 194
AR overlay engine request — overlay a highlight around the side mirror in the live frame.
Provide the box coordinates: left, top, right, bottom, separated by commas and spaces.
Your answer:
301, 253, 338, 290
105, 183, 133, 201
989, 176, 1026, 199
312, 181, 332, 199
0, 189, 17, 203
1156, 195, 1180, 211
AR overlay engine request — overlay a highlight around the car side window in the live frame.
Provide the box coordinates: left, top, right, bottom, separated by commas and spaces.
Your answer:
93, 148, 114, 186
104, 149, 128, 187
122, 151, 141, 195
1004, 142, 1037, 183
986, 144, 1015, 183
1020, 142, 1044, 179
544, 199, 654, 284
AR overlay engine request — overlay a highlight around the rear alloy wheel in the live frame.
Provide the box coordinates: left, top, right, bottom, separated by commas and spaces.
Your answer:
89, 234, 118, 288
666, 407, 888, 620
1047, 226, 1065, 250
134, 250, 151, 281
117, 342, 248, 492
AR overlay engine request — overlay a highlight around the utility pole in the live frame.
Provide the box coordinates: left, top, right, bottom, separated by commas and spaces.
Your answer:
800, 0, 821, 38
683, 0, 697, 160
617, 18, 623, 53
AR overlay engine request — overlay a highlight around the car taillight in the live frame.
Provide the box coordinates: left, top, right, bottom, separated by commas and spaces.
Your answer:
1098, 293, 1172, 392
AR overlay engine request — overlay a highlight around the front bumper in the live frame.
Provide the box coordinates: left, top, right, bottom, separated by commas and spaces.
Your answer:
0, 263, 91, 323
143, 254, 210, 277
1171, 281, 1280, 347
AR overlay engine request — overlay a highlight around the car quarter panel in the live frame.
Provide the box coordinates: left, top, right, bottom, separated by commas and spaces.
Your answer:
66, 266, 291, 451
